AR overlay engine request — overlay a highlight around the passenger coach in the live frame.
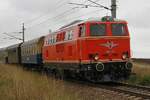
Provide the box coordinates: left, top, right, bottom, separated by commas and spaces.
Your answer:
7, 43, 22, 64
21, 37, 44, 65
0, 48, 8, 64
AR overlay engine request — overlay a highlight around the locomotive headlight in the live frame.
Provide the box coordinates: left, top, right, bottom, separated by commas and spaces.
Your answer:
122, 52, 129, 60
122, 54, 127, 60
94, 55, 99, 61
89, 53, 99, 61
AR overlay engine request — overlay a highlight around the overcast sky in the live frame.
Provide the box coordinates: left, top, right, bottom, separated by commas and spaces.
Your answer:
0, 0, 150, 58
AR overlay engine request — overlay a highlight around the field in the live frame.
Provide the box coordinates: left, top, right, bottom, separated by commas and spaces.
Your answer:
0, 64, 128, 100
0, 60, 150, 100
127, 59, 150, 86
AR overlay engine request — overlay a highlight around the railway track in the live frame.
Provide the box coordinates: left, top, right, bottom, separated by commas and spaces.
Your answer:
108, 82, 150, 100
67, 80, 150, 100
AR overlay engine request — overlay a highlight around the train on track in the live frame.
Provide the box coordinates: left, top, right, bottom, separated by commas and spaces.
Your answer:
0, 16, 133, 82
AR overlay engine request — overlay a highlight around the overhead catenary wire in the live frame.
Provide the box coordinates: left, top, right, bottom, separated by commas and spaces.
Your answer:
55, 9, 104, 26
87, 0, 111, 10
1, 0, 109, 42
26, 0, 102, 30
25, 0, 101, 27
25, 9, 104, 38
28, 8, 104, 34
68, 0, 102, 8
0, 0, 113, 46
0, 0, 82, 41
26, 0, 87, 28
26, 7, 81, 29
24, 0, 69, 25
68, 3, 103, 8
0, 0, 71, 41
2, 33, 23, 41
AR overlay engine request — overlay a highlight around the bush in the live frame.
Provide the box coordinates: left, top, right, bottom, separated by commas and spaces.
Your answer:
127, 75, 138, 84
127, 74, 150, 86
139, 75, 150, 86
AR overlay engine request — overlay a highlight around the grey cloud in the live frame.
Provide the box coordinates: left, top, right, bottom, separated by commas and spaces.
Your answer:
0, 0, 150, 58
128, 9, 150, 28
9, 0, 58, 14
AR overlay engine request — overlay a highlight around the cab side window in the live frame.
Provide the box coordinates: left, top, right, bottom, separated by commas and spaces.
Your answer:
79, 25, 85, 37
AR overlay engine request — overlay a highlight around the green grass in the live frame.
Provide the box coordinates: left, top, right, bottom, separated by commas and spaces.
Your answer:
139, 75, 150, 85
127, 62, 150, 86
127, 75, 150, 86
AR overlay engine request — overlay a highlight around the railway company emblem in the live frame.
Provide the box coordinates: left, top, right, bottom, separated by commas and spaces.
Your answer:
101, 41, 118, 49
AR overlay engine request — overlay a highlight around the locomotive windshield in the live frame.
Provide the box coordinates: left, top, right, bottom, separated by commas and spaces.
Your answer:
90, 24, 106, 36
111, 23, 127, 36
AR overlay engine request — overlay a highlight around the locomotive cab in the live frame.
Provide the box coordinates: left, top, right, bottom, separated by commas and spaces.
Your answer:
78, 16, 132, 82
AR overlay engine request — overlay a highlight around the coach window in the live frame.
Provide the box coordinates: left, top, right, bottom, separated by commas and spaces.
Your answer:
30, 45, 32, 55
32, 47, 34, 55
28, 46, 29, 55
26, 48, 27, 56
68, 30, 73, 40
51, 37, 53, 43
24, 48, 26, 56
50, 38, 52, 44
23, 49, 25, 56
52, 35, 56, 43
65, 31, 68, 40
53, 36, 55, 43
22, 48, 24, 56
26, 47, 28, 56
25, 47, 27, 56
35, 46, 38, 55
54, 35, 57, 43
29, 47, 30, 56
79, 25, 85, 37
28, 46, 30, 56
52, 36, 54, 43
67, 31, 70, 40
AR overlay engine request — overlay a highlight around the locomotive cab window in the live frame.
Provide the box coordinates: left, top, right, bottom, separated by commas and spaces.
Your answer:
90, 23, 106, 36
111, 23, 127, 36
79, 25, 85, 37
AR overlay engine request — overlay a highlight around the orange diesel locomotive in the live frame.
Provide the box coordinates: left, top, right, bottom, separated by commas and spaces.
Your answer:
43, 16, 132, 82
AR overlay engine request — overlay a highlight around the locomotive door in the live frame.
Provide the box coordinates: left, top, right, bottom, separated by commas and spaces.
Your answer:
78, 24, 85, 61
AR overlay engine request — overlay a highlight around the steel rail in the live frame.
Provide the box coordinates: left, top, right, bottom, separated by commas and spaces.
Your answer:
66, 79, 150, 99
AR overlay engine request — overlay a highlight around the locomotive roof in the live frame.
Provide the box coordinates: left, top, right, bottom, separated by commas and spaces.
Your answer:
60, 20, 83, 29
21, 36, 44, 47
59, 17, 127, 30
